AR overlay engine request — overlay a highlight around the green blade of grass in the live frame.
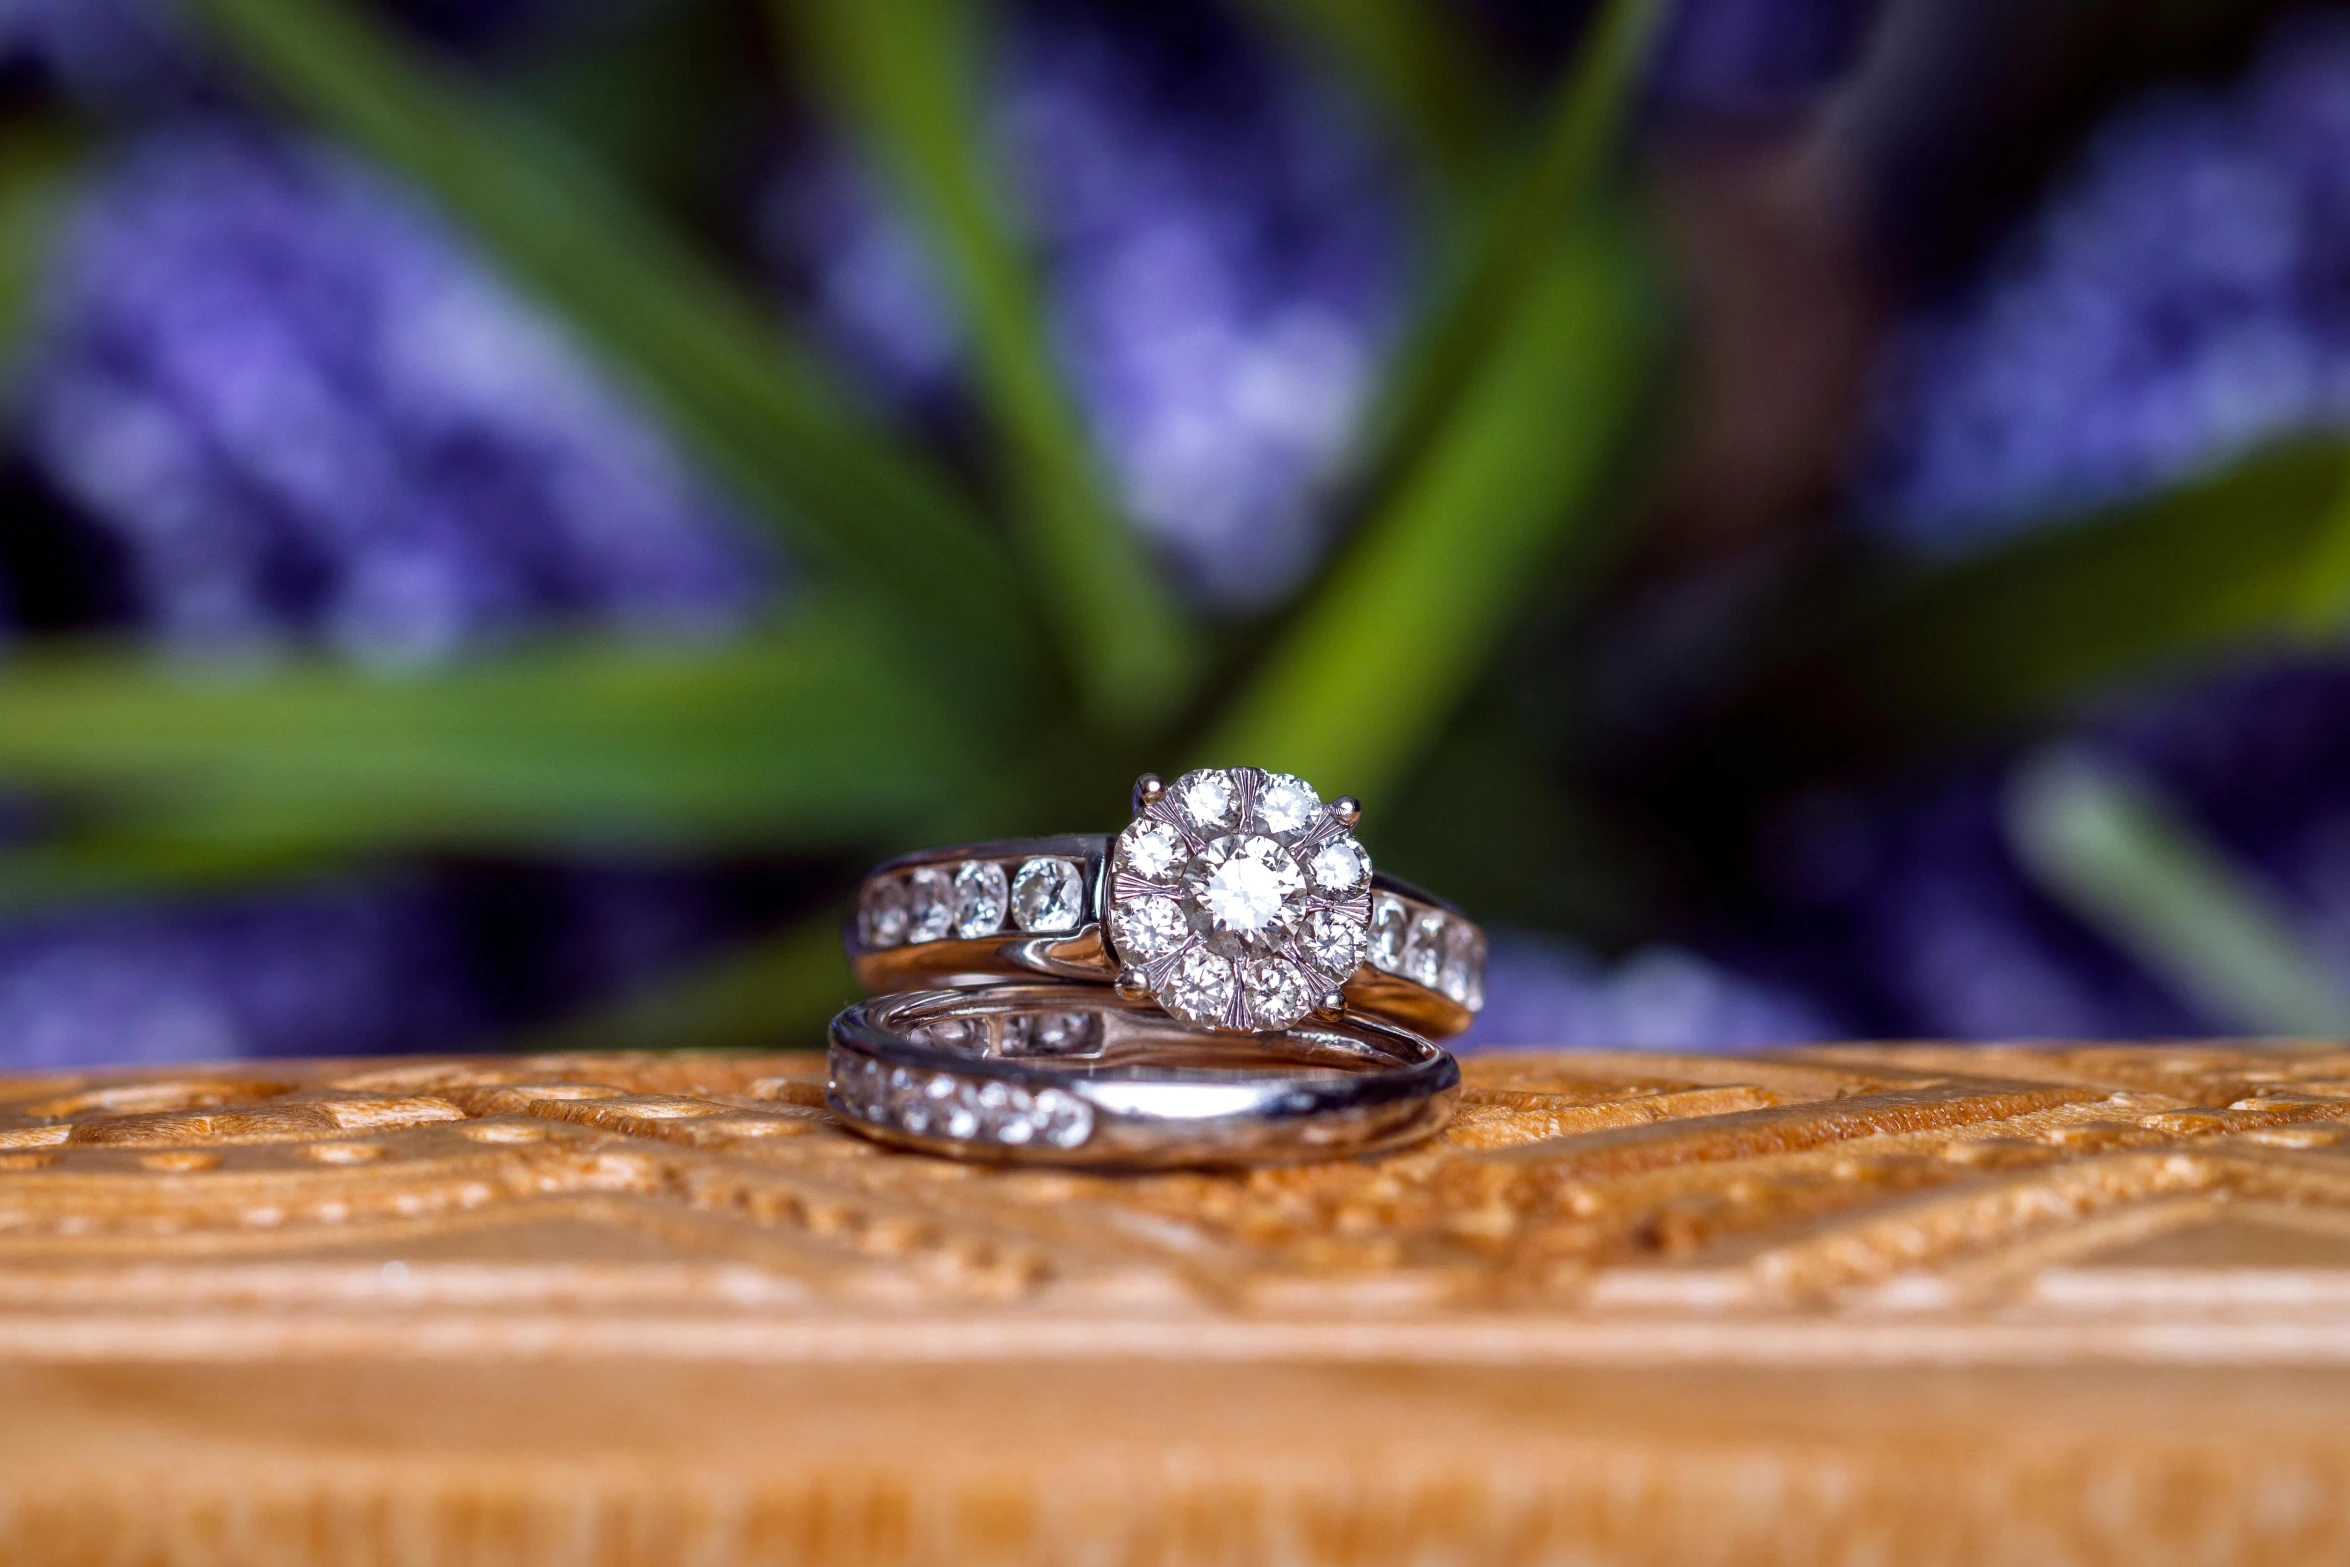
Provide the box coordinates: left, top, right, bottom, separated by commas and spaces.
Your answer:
0, 837, 339, 916
2007, 745, 2350, 1037
1344, 0, 1670, 510
788, 0, 1195, 728
1231, 0, 1506, 196
180, 0, 1042, 699
1201, 219, 1662, 800
0, 608, 978, 853
1701, 442, 2350, 789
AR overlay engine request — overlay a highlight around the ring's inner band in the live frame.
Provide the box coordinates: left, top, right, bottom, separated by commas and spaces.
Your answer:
856, 989, 1432, 1080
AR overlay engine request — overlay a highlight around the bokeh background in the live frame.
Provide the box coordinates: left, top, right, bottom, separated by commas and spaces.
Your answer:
0, 0, 2346, 1066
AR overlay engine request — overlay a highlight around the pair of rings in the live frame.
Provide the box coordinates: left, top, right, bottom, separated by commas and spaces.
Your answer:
829, 766, 1486, 1168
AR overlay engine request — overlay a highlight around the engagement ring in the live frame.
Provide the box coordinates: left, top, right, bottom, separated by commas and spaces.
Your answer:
847, 767, 1486, 1036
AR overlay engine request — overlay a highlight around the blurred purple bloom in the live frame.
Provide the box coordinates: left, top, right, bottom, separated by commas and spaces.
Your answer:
21, 125, 767, 663
770, 4, 1410, 605
1459, 931, 1836, 1052
1651, 0, 1883, 120
0, 880, 480, 1068
1858, 11, 2350, 552
1760, 771, 2204, 1039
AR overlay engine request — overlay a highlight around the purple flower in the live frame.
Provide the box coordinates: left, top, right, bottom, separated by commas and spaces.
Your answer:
769, 3, 1411, 605
1857, 11, 2350, 552
0, 879, 481, 1068
1650, 0, 1883, 120
20, 124, 768, 663
1459, 930, 1836, 1052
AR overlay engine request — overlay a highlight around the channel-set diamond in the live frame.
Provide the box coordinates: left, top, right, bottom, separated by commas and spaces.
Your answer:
951, 861, 1009, 938
1010, 856, 1085, 932
1104, 766, 1375, 1030
829, 1051, 1094, 1149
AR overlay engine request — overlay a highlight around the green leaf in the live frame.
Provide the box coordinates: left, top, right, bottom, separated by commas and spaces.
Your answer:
0, 608, 974, 853
2006, 745, 2350, 1036
0, 836, 335, 916
1201, 219, 1661, 801
787, 0, 1196, 728
179, 0, 1043, 700
519, 911, 853, 1051
0, 117, 86, 375
1705, 441, 2350, 785
1231, 0, 1506, 195
1346, 0, 1670, 507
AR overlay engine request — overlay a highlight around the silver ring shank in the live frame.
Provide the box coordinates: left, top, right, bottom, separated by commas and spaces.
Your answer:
847, 836, 1486, 1038
828, 986, 1459, 1168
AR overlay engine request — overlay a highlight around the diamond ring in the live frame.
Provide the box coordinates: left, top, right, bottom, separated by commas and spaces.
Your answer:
829, 984, 1459, 1166
846, 767, 1486, 1036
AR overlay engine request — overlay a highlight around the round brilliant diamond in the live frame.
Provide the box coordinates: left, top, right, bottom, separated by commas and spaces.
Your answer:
1183, 834, 1308, 953
1162, 947, 1237, 1026
950, 860, 1009, 938
1308, 837, 1369, 892
1255, 773, 1320, 835
1301, 908, 1369, 976
907, 867, 954, 942
1241, 957, 1311, 1028
1010, 856, 1085, 932
1110, 894, 1188, 961
1117, 819, 1186, 881
1175, 768, 1239, 831
858, 877, 909, 949
1369, 895, 1408, 971
1402, 912, 1447, 988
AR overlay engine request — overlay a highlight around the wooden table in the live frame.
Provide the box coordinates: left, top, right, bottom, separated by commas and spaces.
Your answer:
3, 1043, 2349, 1564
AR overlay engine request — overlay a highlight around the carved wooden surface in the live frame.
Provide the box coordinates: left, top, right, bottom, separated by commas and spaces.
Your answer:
7, 1042, 2350, 1563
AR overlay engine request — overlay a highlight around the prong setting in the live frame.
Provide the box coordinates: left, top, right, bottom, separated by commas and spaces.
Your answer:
1331, 796, 1362, 828
1103, 767, 1373, 1032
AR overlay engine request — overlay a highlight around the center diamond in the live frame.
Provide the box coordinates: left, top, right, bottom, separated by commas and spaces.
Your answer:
1183, 835, 1307, 954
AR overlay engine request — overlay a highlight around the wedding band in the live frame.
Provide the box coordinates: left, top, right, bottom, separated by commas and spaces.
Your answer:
847, 767, 1487, 1037
827, 985, 1459, 1167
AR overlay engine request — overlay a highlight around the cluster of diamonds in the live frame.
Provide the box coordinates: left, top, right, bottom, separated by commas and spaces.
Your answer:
1106, 767, 1374, 1031
856, 854, 1085, 950
1368, 894, 1486, 1012
829, 1055, 1093, 1149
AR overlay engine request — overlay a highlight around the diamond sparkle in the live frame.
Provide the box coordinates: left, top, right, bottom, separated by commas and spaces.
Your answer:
951, 861, 1009, 938
1105, 766, 1375, 1031
907, 867, 954, 943
1010, 857, 1085, 932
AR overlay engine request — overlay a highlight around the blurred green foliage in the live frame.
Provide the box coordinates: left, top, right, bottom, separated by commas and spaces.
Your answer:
2, 0, 2347, 1045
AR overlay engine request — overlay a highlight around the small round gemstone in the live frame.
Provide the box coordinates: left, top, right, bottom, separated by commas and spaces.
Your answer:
951, 860, 1009, 938
1301, 909, 1369, 976
1175, 768, 1239, 832
858, 877, 909, 949
1440, 923, 1485, 1010
1183, 835, 1308, 953
1402, 912, 1448, 988
1241, 957, 1311, 1028
907, 867, 954, 943
1255, 773, 1321, 835
1162, 947, 1237, 1026
1369, 895, 1409, 970
1117, 819, 1187, 882
1010, 857, 1086, 932
1032, 1088, 1093, 1149
1110, 894, 1188, 961
1309, 837, 1370, 892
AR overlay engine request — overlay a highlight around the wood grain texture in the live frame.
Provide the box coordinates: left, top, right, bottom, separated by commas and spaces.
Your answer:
6, 1042, 2350, 1563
